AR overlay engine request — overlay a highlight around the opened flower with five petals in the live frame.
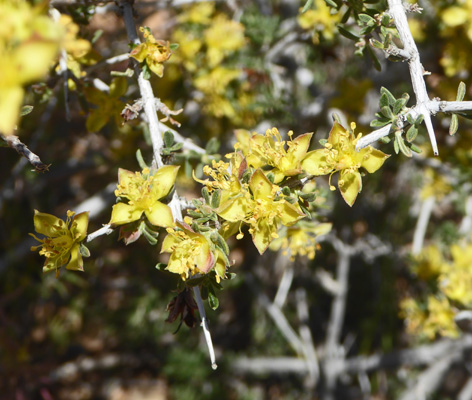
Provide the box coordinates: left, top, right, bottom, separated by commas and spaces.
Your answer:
30, 210, 89, 277
130, 27, 172, 77
250, 128, 313, 183
302, 122, 389, 206
218, 169, 305, 254
161, 221, 227, 281
110, 166, 179, 228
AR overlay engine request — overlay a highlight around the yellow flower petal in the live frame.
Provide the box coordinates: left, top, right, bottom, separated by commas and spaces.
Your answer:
301, 149, 332, 176
153, 165, 180, 199
66, 243, 83, 272
145, 202, 174, 228
33, 210, 65, 237
278, 202, 305, 226
72, 212, 89, 241
360, 148, 390, 173
109, 202, 143, 226
217, 196, 249, 222
250, 169, 273, 199
252, 218, 273, 254
339, 170, 362, 207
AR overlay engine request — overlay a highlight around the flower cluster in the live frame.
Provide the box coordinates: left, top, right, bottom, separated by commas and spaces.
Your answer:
0, 0, 63, 134
400, 241, 472, 339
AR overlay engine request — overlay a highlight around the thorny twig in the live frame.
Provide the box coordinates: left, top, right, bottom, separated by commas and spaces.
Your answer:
1, 134, 50, 173
117, 0, 216, 368
356, 0, 472, 154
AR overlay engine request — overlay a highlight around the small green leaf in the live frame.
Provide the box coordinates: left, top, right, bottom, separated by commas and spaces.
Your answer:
379, 93, 390, 108
20, 105, 33, 116
164, 130, 174, 147
142, 228, 158, 245
415, 114, 424, 126
301, 0, 314, 13
202, 187, 210, 204
282, 186, 291, 196
380, 87, 396, 105
211, 190, 221, 209
340, 7, 351, 23
299, 192, 316, 202
136, 149, 148, 170
393, 98, 407, 114
395, 131, 412, 157
407, 113, 415, 125
381, 13, 391, 26
91, 29, 103, 44
169, 43, 179, 51
319, 138, 328, 146
366, 45, 381, 71
332, 112, 342, 124
449, 114, 459, 135
379, 136, 391, 143
142, 63, 152, 80
410, 144, 422, 153
370, 38, 384, 50
325, 0, 338, 7
212, 232, 230, 255
381, 106, 394, 119
205, 137, 220, 154
338, 25, 361, 40
358, 13, 375, 24
370, 119, 390, 128
406, 125, 418, 142
155, 263, 167, 271
169, 142, 183, 152
79, 243, 91, 257
393, 137, 399, 154
208, 289, 219, 310
457, 81, 466, 102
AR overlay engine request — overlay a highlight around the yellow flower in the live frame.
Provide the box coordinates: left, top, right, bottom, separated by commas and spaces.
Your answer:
0, 0, 62, 134
423, 296, 459, 339
204, 14, 245, 67
400, 296, 459, 339
161, 221, 227, 281
302, 122, 389, 206
412, 245, 446, 281
218, 169, 305, 254
30, 210, 89, 277
177, 2, 215, 25
297, 0, 341, 43
59, 14, 91, 59
109, 165, 179, 228
399, 297, 427, 336
420, 168, 451, 200
248, 128, 313, 183
84, 77, 127, 132
130, 27, 172, 77
270, 221, 332, 260
171, 29, 202, 72
441, 0, 472, 42
439, 243, 472, 306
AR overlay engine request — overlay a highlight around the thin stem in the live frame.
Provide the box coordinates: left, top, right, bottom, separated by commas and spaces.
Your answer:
412, 196, 435, 255
388, 0, 438, 155
117, 0, 216, 368
86, 224, 113, 242
119, 0, 164, 168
